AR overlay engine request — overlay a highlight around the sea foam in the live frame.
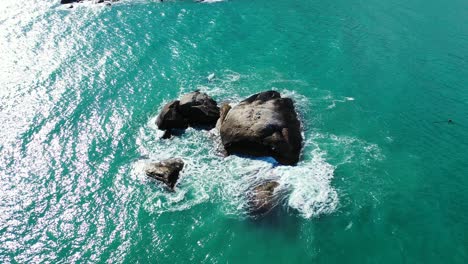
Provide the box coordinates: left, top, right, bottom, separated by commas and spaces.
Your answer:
132, 73, 345, 218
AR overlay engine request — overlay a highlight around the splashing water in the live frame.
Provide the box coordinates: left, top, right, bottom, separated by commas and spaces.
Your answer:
131, 79, 375, 218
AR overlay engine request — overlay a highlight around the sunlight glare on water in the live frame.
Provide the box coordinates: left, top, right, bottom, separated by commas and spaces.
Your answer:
1, 0, 468, 263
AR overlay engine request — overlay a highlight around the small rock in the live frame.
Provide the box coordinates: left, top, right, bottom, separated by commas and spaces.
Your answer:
145, 158, 184, 190
248, 181, 280, 215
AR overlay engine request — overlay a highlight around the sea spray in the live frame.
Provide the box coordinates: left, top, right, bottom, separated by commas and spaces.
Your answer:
133, 83, 343, 218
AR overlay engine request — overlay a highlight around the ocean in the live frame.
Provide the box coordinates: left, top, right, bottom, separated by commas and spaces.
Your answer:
1, 0, 467, 263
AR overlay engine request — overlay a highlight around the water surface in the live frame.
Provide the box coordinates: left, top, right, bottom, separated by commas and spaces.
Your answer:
1, 0, 467, 263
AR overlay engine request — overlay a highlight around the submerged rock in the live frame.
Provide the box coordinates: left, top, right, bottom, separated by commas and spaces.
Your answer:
220, 91, 302, 165
248, 181, 280, 215
145, 158, 184, 190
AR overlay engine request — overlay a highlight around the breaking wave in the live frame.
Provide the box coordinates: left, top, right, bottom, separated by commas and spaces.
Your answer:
132, 71, 382, 219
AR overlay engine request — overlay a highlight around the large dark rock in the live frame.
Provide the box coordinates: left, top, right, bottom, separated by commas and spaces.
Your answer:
61, 0, 78, 4
178, 91, 220, 127
220, 91, 302, 165
155, 92, 220, 137
248, 181, 280, 215
145, 158, 184, 190
156, 100, 189, 131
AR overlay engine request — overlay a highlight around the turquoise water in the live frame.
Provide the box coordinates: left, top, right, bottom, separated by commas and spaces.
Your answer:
1, 0, 468, 262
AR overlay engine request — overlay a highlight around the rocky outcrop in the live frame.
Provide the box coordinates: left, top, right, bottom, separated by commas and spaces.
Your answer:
219, 91, 302, 165
178, 91, 220, 127
248, 181, 280, 215
145, 158, 184, 190
156, 100, 189, 131
156, 91, 220, 137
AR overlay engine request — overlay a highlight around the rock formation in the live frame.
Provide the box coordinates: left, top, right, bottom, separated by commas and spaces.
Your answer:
219, 91, 302, 165
178, 91, 220, 127
248, 181, 280, 215
156, 91, 220, 137
156, 100, 189, 131
145, 158, 184, 190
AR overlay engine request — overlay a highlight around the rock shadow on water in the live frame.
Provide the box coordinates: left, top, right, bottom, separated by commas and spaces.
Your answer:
244, 203, 303, 240
240, 178, 301, 239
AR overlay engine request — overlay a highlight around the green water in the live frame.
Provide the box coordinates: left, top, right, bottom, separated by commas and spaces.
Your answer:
1, 0, 467, 263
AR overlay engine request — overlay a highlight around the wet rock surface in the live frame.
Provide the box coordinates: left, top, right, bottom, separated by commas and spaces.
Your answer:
178, 91, 220, 127
215, 103, 232, 130
248, 181, 280, 215
156, 91, 220, 137
145, 158, 184, 190
219, 91, 302, 165
156, 100, 189, 131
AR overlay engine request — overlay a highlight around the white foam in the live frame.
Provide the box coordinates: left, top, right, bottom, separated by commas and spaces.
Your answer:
132, 74, 382, 218
327, 96, 355, 109
133, 127, 339, 218
135, 70, 384, 218
310, 132, 384, 168
276, 149, 338, 218
207, 73, 216, 82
